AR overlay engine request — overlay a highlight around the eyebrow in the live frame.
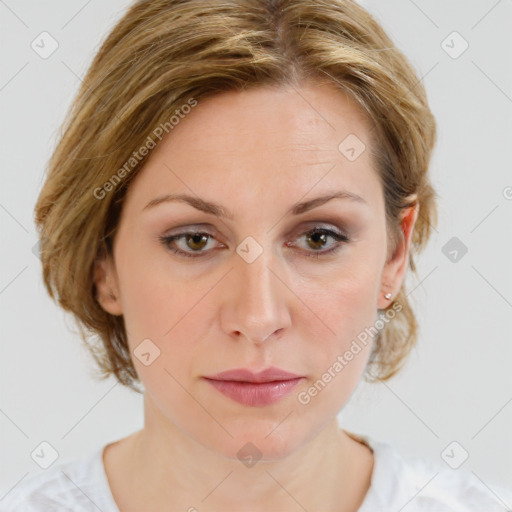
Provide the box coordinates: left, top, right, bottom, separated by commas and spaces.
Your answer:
142, 191, 367, 219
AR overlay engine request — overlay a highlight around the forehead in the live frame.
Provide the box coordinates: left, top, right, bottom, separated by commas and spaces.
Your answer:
162, 82, 373, 156
122, 82, 381, 215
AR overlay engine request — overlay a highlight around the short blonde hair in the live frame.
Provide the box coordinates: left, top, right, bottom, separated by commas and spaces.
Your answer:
35, 0, 438, 392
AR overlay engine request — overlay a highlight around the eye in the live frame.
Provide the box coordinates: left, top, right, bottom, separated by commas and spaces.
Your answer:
159, 231, 219, 258
158, 226, 350, 259
288, 227, 350, 258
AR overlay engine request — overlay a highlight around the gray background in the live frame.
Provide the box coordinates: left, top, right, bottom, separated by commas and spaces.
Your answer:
1, 0, 511, 501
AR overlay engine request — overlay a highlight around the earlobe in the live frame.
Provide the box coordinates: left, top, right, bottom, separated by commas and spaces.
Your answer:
93, 254, 123, 316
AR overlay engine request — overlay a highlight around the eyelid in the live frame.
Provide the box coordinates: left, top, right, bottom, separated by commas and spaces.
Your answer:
162, 222, 218, 235
290, 220, 346, 235
161, 220, 349, 242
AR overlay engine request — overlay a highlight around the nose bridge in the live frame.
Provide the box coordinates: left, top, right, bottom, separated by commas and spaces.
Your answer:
221, 240, 291, 343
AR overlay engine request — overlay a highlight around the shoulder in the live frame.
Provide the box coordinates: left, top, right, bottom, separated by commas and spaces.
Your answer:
0, 447, 114, 512
350, 432, 512, 511
393, 451, 512, 511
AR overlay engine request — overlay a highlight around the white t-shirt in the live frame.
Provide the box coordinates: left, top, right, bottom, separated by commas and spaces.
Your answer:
1, 432, 511, 511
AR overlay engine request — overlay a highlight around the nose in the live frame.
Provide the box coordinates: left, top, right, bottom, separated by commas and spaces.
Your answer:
219, 247, 292, 345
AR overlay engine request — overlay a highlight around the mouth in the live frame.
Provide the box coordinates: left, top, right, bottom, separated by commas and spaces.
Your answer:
203, 377, 304, 407
202, 367, 304, 407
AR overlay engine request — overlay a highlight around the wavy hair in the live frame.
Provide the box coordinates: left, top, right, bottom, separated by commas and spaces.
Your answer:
34, 0, 438, 392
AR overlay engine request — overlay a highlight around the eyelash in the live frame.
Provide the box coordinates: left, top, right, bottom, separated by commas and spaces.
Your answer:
158, 226, 350, 259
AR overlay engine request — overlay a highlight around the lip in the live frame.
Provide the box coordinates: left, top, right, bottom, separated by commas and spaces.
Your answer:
205, 367, 302, 383
203, 367, 304, 407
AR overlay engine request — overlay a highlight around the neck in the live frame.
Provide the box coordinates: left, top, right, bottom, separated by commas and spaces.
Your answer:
104, 396, 374, 512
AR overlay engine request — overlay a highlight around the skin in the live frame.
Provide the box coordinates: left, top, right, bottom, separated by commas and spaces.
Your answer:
94, 81, 418, 512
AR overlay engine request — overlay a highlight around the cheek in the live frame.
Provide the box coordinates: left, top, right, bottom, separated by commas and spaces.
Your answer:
291, 259, 382, 408
119, 276, 169, 343
297, 260, 382, 344
114, 246, 208, 387
115, 236, 179, 338
116, 223, 383, 396
283, 284, 376, 446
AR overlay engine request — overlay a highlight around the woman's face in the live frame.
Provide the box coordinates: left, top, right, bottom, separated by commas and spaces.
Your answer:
96, 82, 416, 460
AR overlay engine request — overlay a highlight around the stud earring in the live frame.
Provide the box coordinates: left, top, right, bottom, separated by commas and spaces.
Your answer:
384, 292, 392, 300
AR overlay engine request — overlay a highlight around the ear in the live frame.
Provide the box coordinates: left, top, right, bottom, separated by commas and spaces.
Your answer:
377, 195, 419, 310
93, 249, 123, 316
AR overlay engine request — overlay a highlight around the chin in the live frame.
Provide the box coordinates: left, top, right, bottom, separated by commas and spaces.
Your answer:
201, 419, 310, 464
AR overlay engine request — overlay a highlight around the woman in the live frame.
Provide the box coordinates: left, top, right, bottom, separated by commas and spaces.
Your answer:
2, 0, 511, 510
